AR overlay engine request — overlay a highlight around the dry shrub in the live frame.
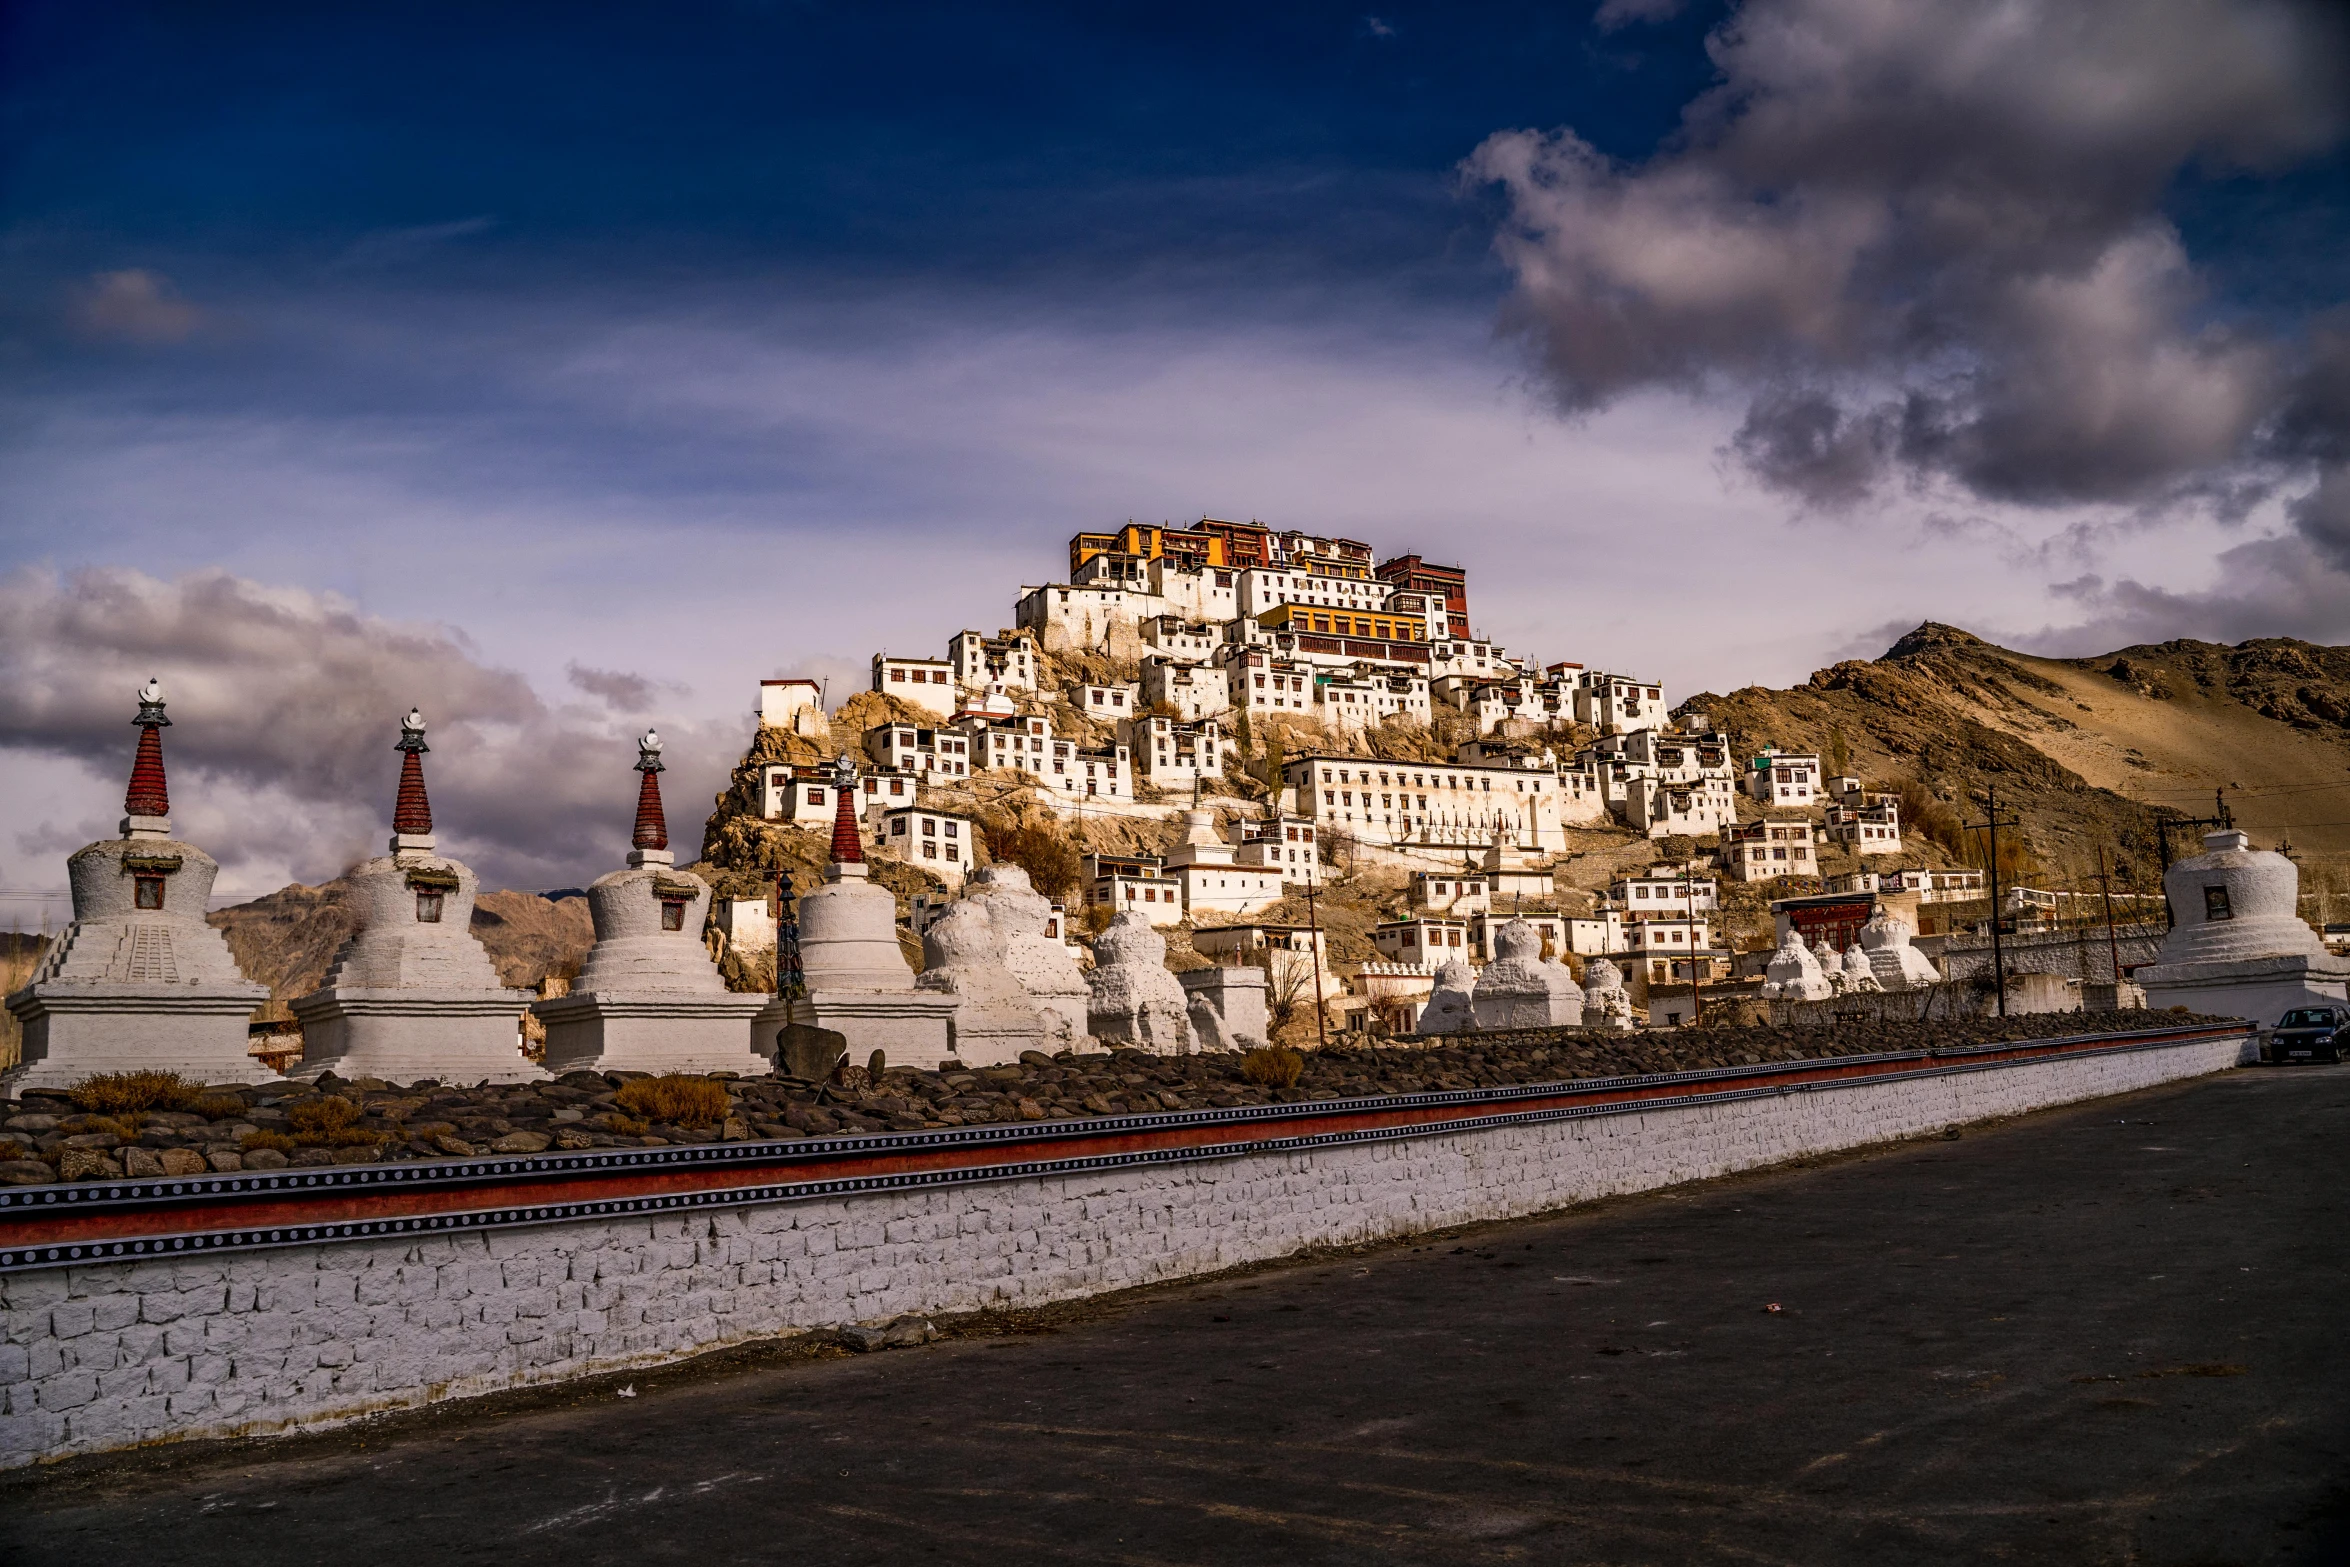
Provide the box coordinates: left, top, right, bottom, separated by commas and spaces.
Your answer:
70, 1071, 198, 1115
1239, 1046, 1306, 1088
288, 1097, 363, 1136
240, 1131, 297, 1153
0, 1139, 30, 1161
190, 1094, 249, 1120
613, 1075, 732, 1126
981, 816, 1082, 900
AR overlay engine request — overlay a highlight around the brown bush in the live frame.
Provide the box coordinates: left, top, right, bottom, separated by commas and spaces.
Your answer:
70, 1071, 198, 1115
288, 1097, 364, 1137
190, 1094, 249, 1121
1239, 1046, 1306, 1088
613, 1075, 733, 1126
981, 817, 1082, 900
240, 1131, 297, 1153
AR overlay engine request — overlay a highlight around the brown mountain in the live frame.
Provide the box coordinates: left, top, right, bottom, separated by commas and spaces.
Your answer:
1685, 625, 2350, 892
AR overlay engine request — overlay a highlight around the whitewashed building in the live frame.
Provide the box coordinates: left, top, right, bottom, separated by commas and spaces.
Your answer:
880, 806, 977, 888
1224, 648, 1316, 717
1721, 818, 1819, 882
1127, 715, 1225, 792
1565, 908, 1626, 955
1745, 747, 1823, 807
865, 724, 974, 780
757, 678, 828, 736
1141, 656, 1230, 721
1624, 774, 1739, 838
1610, 872, 1719, 914
1824, 801, 1904, 855
1229, 814, 1319, 885
1079, 683, 1140, 722
1163, 808, 1284, 917
871, 652, 959, 719
947, 630, 1038, 696
1372, 917, 1470, 967
1409, 871, 1491, 915
1139, 615, 1224, 663
1573, 671, 1668, 735
1316, 666, 1431, 733
1083, 852, 1184, 927
1281, 753, 1603, 853
960, 712, 1056, 777
764, 763, 922, 827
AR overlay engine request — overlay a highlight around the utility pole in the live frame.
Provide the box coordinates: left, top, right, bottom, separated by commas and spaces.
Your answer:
1303, 878, 1329, 1050
2096, 846, 2122, 987
1684, 863, 1704, 1027
1964, 784, 2021, 1018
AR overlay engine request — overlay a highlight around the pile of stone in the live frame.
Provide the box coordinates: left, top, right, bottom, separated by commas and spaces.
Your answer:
0, 1009, 2224, 1185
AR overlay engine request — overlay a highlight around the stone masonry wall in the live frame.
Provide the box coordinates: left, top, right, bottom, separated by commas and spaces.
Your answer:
0, 1034, 2240, 1468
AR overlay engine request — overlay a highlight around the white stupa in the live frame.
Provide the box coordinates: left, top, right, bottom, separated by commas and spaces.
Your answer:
1858, 910, 1940, 990
2138, 829, 2348, 1032
750, 755, 954, 1068
534, 730, 766, 1076
4, 680, 273, 1091
1760, 927, 1833, 1001
288, 710, 541, 1084
1470, 918, 1583, 1030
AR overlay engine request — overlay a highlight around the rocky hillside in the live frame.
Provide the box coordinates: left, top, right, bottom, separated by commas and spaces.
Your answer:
1686, 625, 2350, 891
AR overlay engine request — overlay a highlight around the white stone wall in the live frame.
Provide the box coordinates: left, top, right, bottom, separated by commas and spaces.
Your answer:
0, 1033, 2238, 1468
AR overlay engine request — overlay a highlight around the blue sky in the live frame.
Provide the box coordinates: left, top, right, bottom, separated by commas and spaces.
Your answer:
2, 0, 2346, 905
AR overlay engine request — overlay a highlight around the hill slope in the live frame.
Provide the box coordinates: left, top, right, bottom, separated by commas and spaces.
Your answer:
1687, 625, 2350, 891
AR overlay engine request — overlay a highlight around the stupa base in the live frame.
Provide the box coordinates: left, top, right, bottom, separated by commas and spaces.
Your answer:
2, 984, 275, 1092
288, 988, 543, 1085
2139, 952, 2350, 1043
535, 991, 770, 1077
751, 990, 957, 1071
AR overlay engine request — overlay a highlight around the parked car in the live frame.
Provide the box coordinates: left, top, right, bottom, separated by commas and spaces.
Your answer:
2269, 1005, 2349, 1064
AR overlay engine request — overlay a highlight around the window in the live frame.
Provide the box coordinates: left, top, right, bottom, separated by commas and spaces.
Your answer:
807, 788, 827, 807
2204, 885, 2234, 921
660, 900, 687, 932
133, 875, 164, 910
416, 891, 444, 923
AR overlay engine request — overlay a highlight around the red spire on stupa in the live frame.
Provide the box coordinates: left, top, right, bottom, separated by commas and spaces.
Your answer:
827, 755, 864, 867
632, 728, 669, 852
392, 708, 433, 836
124, 678, 171, 821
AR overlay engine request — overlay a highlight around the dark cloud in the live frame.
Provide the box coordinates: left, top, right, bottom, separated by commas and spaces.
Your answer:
565, 663, 663, 712
1468, 0, 2350, 544
0, 568, 747, 893
2022, 535, 2350, 653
